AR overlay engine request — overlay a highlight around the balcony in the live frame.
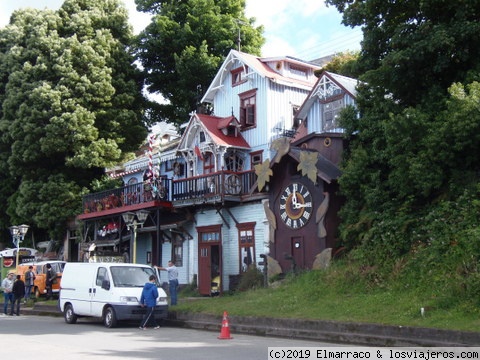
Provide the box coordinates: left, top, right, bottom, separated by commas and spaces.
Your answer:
78, 170, 263, 220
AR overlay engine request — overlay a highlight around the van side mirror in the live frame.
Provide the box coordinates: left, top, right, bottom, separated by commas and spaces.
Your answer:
102, 280, 110, 290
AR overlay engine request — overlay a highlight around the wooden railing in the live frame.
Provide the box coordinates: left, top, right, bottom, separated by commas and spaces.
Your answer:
82, 177, 171, 214
82, 170, 260, 214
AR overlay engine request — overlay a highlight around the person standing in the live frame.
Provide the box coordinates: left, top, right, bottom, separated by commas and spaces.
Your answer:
11, 275, 25, 316
24, 265, 35, 302
156, 261, 179, 305
138, 275, 160, 330
1, 272, 15, 315
45, 263, 56, 300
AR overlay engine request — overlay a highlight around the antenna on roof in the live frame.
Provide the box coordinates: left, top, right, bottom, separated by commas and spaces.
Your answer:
235, 19, 247, 52
231, 107, 234, 116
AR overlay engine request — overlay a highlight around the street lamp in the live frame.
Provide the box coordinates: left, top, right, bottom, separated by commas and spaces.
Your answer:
9, 224, 30, 272
122, 210, 149, 264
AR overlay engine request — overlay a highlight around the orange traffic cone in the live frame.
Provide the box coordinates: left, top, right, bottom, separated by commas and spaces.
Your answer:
217, 311, 233, 339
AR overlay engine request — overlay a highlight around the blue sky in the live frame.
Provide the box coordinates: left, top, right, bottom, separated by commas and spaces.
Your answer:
0, 0, 362, 60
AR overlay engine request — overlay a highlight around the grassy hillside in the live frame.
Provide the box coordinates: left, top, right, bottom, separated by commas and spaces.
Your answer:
177, 259, 480, 332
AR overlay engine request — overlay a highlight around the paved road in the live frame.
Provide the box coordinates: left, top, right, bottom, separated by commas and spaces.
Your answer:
0, 314, 338, 359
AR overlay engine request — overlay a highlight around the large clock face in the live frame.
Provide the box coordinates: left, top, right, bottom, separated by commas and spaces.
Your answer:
279, 182, 313, 229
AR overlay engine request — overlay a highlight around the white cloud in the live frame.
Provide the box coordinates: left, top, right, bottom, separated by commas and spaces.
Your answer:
0, 0, 361, 61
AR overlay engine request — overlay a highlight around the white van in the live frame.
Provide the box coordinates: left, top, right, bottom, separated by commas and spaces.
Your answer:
59, 262, 168, 328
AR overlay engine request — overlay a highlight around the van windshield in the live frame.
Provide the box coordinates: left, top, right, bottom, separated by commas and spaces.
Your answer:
110, 266, 155, 287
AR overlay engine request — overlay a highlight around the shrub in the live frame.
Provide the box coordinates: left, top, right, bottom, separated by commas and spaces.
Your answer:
237, 266, 263, 291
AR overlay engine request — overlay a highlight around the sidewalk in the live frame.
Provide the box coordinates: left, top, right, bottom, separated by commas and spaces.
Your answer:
13, 302, 480, 346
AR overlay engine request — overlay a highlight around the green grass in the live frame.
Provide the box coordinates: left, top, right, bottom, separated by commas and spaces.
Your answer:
176, 267, 480, 333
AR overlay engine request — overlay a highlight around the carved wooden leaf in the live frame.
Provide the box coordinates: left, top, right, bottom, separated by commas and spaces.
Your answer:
297, 151, 318, 184
316, 192, 330, 238
254, 159, 272, 192
263, 200, 277, 243
271, 137, 290, 163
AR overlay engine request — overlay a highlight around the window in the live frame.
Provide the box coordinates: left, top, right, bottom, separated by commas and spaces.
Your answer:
289, 64, 308, 80
172, 234, 183, 267
226, 125, 236, 136
201, 231, 220, 242
239, 89, 257, 129
225, 152, 244, 172
203, 152, 214, 174
237, 222, 256, 273
173, 162, 185, 178
231, 66, 248, 86
250, 151, 263, 167
323, 99, 344, 131
292, 105, 301, 129
96, 267, 109, 287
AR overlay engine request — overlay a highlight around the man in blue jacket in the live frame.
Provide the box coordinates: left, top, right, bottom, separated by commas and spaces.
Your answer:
139, 275, 160, 330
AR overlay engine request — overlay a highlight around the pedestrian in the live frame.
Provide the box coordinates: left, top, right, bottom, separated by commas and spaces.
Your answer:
138, 275, 160, 330
156, 260, 179, 305
11, 275, 25, 316
24, 265, 35, 302
45, 263, 57, 300
1, 272, 15, 315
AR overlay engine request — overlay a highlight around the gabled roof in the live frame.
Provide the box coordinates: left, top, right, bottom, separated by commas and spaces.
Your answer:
295, 71, 359, 121
201, 50, 321, 103
198, 114, 250, 148
177, 113, 250, 150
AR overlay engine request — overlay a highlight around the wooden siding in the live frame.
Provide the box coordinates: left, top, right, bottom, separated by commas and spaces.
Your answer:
212, 64, 312, 162
174, 202, 266, 292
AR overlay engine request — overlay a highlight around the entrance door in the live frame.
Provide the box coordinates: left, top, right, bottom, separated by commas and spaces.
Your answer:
198, 245, 211, 295
197, 226, 222, 296
291, 236, 304, 270
198, 244, 221, 295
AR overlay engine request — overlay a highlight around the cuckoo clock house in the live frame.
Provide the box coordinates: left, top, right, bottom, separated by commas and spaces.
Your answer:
263, 71, 358, 272
72, 50, 361, 295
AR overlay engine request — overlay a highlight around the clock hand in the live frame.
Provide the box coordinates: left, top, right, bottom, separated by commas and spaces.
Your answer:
294, 202, 308, 209
292, 191, 298, 206
293, 203, 307, 209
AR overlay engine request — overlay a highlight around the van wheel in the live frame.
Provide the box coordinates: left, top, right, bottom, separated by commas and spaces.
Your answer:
34, 287, 40, 299
103, 307, 118, 328
64, 304, 77, 324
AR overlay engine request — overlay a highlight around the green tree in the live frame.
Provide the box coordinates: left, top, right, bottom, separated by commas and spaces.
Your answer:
320, 50, 360, 78
134, 0, 265, 125
326, 0, 480, 107
327, 0, 480, 259
0, 0, 148, 240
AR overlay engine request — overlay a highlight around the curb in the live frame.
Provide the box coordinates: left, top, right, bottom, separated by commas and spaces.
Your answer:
165, 312, 480, 347
21, 304, 480, 346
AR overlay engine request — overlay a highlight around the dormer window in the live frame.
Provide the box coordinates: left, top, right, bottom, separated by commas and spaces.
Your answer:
232, 66, 248, 86
199, 131, 206, 143
226, 125, 236, 136
289, 64, 308, 80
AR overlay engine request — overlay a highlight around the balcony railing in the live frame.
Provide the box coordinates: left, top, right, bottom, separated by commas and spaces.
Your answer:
81, 170, 261, 215
82, 177, 171, 214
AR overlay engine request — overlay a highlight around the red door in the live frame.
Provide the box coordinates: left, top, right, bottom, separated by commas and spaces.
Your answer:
198, 243, 222, 295
197, 226, 222, 295
198, 245, 211, 295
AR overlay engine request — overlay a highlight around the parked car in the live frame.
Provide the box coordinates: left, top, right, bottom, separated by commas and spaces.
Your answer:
17, 260, 66, 298
59, 262, 168, 328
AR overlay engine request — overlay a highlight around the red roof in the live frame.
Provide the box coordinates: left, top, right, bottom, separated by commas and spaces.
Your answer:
196, 114, 250, 149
